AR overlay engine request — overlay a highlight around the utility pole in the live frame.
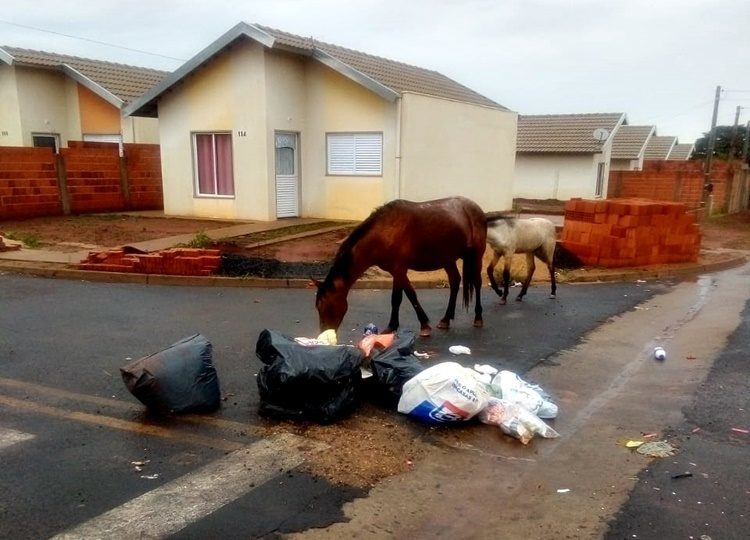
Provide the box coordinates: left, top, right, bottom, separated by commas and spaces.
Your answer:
703, 85, 722, 215
742, 120, 750, 165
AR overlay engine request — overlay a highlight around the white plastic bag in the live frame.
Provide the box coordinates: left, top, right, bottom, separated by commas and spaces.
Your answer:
490, 370, 558, 419
397, 362, 490, 423
479, 397, 559, 444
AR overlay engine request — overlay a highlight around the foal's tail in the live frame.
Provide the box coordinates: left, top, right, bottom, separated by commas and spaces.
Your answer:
462, 248, 479, 310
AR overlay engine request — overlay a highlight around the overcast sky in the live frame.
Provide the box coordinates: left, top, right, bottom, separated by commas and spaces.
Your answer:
2, 0, 749, 143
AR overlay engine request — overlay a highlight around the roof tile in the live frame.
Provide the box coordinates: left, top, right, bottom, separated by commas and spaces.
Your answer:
517, 113, 624, 153
610, 125, 655, 159
644, 136, 677, 159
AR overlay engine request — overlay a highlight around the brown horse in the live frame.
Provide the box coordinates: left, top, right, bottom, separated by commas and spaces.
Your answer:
314, 197, 487, 337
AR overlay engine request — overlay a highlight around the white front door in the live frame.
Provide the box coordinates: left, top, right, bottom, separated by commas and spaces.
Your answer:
275, 132, 299, 218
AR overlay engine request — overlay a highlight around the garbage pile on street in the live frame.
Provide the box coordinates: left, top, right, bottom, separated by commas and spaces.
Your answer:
119, 327, 559, 445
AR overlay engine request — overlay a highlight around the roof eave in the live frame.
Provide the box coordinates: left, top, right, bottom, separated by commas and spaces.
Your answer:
125, 22, 276, 117
312, 49, 399, 102
62, 64, 124, 109
0, 46, 14, 66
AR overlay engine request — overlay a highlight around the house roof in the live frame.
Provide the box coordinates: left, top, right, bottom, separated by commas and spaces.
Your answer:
516, 113, 626, 153
610, 125, 656, 159
644, 135, 678, 159
126, 21, 505, 117
666, 143, 694, 160
0, 46, 167, 108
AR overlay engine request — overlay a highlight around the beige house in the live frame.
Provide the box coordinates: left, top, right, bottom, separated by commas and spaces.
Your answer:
609, 125, 656, 171
0, 46, 165, 151
643, 135, 677, 160
126, 22, 517, 221
513, 113, 626, 201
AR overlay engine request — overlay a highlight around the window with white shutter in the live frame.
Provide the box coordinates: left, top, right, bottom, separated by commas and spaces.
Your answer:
326, 133, 382, 176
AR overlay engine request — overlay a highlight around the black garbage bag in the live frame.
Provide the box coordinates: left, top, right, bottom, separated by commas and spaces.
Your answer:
368, 330, 425, 407
255, 329, 364, 423
120, 334, 221, 414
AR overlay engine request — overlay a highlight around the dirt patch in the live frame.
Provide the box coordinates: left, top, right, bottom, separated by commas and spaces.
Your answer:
0, 214, 243, 251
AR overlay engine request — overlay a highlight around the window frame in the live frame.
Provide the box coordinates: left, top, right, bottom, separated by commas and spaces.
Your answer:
191, 131, 235, 198
326, 132, 383, 177
31, 132, 60, 154
595, 162, 606, 198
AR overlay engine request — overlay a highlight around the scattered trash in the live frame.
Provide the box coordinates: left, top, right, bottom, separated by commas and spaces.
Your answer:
636, 440, 676, 458
363, 323, 379, 336
448, 345, 471, 355
642, 432, 658, 439
294, 329, 338, 346
636, 279, 646, 283
691, 427, 702, 433
625, 440, 645, 448
479, 397, 559, 444
358, 333, 395, 358
473, 364, 499, 376
256, 329, 364, 423
730, 427, 749, 434
398, 362, 489, 423
556, 488, 570, 493
654, 346, 666, 361
130, 460, 150, 467
120, 334, 221, 414
413, 351, 430, 359
140, 474, 159, 480
671, 472, 693, 479
488, 370, 558, 419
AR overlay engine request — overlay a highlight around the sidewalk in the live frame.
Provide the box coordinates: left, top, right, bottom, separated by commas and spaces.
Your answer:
0, 216, 746, 288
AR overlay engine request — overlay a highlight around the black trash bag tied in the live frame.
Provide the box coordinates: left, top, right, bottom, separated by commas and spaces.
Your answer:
120, 334, 221, 414
367, 330, 425, 407
255, 329, 365, 424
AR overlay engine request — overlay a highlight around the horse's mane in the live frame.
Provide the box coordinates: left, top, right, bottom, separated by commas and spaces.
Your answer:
317, 201, 395, 298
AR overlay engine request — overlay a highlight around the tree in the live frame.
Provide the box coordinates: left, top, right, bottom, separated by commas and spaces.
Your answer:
692, 125, 749, 164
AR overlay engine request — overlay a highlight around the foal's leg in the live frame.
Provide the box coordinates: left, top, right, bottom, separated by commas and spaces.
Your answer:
472, 250, 484, 328
517, 253, 536, 301
437, 262, 461, 330
539, 244, 557, 298
499, 257, 512, 305
486, 250, 504, 299
402, 277, 432, 337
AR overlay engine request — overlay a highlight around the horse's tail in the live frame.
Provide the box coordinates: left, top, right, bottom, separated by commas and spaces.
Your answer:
462, 248, 478, 310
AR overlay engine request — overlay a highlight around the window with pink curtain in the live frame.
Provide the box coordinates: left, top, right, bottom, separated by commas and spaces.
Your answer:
194, 133, 234, 196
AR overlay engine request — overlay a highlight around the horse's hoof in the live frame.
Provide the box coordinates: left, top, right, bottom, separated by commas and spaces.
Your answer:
419, 326, 432, 337
436, 320, 450, 330
473, 319, 483, 328
549, 294, 556, 299
382, 327, 396, 334
498, 298, 507, 305
515, 296, 524, 302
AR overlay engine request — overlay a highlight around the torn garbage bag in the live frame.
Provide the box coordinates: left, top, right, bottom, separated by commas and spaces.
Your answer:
489, 370, 558, 419
479, 397, 559, 444
255, 329, 364, 423
366, 330, 425, 407
397, 362, 490, 423
120, 334, 221, 414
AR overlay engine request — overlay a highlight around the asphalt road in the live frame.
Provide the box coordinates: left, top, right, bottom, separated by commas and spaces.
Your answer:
0, 270, 747, 539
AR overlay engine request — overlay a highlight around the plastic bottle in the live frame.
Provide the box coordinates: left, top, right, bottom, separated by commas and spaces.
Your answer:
654, 346, 666, 361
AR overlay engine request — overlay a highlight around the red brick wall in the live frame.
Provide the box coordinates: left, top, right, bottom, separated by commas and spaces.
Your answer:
0, 143, 163, 219
561, 198, 701, 268
125, 144, 163, 210
608, 159, 737, 213
0, 147, 63, 219
61, 146, 125, 214
79, 248, 221, 276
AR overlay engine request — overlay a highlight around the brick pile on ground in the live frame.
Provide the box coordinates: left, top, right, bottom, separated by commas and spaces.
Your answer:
78, 248, 221, 276
561, 198, 701, 267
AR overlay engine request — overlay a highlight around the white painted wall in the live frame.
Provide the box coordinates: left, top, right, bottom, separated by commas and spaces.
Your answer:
514, 153, 600, 199
0, 64, 22, 146
399, 93, 516, 212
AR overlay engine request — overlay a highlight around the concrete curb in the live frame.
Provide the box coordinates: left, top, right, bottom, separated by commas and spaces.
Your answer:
0, 252, 746, 288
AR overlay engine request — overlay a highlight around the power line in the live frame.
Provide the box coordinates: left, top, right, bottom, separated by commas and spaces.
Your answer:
0, 18, 186, 62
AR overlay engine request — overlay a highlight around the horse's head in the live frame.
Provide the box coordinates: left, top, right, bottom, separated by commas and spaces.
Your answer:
313, 276, 349, 332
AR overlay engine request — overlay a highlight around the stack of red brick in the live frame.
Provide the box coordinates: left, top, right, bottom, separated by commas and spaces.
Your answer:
561, 198, 701, 267
78, 248, 222, 276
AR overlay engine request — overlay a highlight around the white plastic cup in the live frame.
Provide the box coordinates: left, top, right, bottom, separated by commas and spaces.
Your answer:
654, 346, 666, 361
